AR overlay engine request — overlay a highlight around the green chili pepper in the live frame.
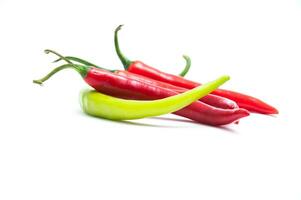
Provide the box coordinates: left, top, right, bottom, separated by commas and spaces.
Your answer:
80, 75, 230, 120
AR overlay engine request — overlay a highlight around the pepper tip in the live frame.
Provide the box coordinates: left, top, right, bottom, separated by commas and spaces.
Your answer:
33, 80, 43, 85
116, 24, 124, 32
222, 75, 231, 81
239, 108, 250, 117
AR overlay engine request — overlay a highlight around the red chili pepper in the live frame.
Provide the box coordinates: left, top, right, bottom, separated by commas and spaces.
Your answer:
114, 25, 278, 115
53, 57, 238, 110
127, 61, 278, 114
33, 50, 249, 126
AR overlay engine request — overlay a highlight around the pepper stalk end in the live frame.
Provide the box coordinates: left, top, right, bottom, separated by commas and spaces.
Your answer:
114, 24, 132, 69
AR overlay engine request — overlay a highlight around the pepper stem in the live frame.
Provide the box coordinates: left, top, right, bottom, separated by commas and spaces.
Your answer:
52, 56, 115, 72
179, 55, 191, 77
114, 24, 132, 69
33, 64, 89, 85
45, 49, 73, 64
53, 56, 100, 68
114, 25, 192, 75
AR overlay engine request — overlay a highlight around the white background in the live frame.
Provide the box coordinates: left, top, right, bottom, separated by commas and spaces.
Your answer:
1, 0, 301, 199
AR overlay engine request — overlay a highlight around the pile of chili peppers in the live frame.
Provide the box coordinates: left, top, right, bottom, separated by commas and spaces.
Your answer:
33, 25, 278, 126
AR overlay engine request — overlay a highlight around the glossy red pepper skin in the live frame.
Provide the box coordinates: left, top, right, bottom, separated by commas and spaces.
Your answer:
84, 68, 249, 126
126, 61, 278, 114
115, 70, 238, 110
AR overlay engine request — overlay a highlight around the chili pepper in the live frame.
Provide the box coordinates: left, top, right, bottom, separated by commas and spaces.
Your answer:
114, 70, 238, 109
80, 76, 229, 120
53, 56, 238, 109
114, 25, 278, 115
33, 50, 249, 125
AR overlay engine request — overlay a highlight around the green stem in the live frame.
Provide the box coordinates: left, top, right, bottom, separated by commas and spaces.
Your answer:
53, 55, 190, 76
45, 49, 73, 64
53, 56, 100, 68
179, 55, 191, 77
114, 25, 132, 69
33, 64, 89, 85
53, 56, 114, 72
114, 25, 192, 75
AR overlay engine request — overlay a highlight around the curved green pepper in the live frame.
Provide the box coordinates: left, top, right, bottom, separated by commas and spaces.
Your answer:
80, 75, 229, 120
